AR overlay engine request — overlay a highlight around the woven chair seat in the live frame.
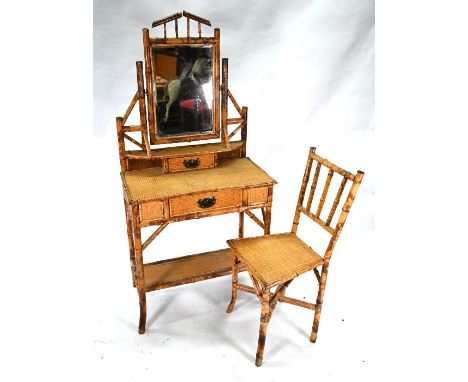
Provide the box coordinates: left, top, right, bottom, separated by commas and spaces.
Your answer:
228, 233, 324, 289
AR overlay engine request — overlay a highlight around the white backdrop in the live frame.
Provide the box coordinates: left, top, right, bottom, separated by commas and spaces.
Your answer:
92, 1, 375, 380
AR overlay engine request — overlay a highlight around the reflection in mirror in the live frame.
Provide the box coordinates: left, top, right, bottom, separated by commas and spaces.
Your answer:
152, 45, 213, 137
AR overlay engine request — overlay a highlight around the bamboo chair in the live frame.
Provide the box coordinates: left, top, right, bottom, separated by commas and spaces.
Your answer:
226, 147, 364, 366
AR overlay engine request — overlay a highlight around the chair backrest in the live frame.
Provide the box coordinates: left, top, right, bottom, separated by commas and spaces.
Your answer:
292, 147, 364, 260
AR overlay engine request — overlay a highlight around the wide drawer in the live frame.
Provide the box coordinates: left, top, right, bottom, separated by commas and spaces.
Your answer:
165, 153, 215, 173
170, 189, 242, 217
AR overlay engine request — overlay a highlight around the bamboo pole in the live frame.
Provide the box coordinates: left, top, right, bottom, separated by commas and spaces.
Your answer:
310, 170, 364, 342
228, 123, 243, 140
255, 290, 271, 367
305, 161, 321, 211
292, 148, 315, 234
326, 177, 347, 226
142, 28, 156, 144
226, 256, 240, 313
239, 212, 244, 238
298, 206, 334, 234
123, 198, 136, 287
241, 107, 248, 157
221, 58, 229, 144
136, 61, 150, 157
227, 117, 243, 125
131, 204, 147, 334
116, 117, 127, 171
316, 169, 334, 218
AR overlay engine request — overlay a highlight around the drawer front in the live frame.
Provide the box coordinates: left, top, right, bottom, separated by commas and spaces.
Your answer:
139, 200, 164, 222
166, 153, 215, 173
248, 187, 269, 205
170, 189, 242, 217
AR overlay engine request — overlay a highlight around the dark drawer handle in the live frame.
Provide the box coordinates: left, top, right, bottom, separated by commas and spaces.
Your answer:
183, 158, 200, 168
198, 197, 216, 209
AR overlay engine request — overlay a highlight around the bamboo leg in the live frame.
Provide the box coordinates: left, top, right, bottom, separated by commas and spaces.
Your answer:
264, 205, 272, 235
123, 198, 136, 287
311, 260, 329, 342
239, 212, 244, 238
131, 204, 147, 334
226, 256, 240, 313
255, 290, 271, 367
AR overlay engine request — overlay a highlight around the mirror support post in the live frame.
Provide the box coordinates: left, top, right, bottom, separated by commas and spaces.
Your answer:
221, 58, 229, 145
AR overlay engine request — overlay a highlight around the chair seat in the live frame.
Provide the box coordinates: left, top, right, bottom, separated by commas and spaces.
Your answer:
227, 233, 324, 289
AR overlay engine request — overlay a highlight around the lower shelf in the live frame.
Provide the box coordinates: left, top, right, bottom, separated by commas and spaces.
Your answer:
143, 248, 245, 292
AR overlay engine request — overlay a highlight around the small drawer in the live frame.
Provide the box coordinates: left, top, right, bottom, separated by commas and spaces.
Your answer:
170, 189, 242, 217
139, 200, 164, 222
165, 153, 215, 173
248, 187, 269, 205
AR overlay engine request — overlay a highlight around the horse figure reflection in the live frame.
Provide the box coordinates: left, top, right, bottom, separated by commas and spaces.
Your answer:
163, 57, 211, 122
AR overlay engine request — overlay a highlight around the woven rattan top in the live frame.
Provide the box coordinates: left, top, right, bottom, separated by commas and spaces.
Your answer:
122, 158, 276, 202
227, 233, 324, 288
128, 141, 243, 158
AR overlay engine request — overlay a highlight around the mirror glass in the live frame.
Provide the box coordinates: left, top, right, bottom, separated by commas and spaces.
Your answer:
152, 45, 213, 137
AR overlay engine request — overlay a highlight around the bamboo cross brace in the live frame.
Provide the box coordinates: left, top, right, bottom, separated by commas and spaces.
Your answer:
245, 210, 266, 230
141, 222, 169, 251
228, 89, 242, 115
122, 92, 139, 125
123, 133, 145, 150
228, 123, 243, 140
316, 169, 334, 218
306, 162, 321, 211
326, 176, 347, 226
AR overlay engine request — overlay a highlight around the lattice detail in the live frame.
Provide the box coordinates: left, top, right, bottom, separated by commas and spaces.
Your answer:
151, 10, 212, 38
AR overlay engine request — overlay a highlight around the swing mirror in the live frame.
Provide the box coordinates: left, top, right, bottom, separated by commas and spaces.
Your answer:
145, 34, 221, 144
153, 45, 214, 137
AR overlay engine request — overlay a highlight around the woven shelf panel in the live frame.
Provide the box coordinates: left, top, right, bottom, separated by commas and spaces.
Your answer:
128, 141, 243, 158
123, 158, 276, 202
228, 233, 324, 288
144, 248, 235, 289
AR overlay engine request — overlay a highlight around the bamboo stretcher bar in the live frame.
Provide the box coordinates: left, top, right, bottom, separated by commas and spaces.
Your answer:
299, 206, 334, 234
236, 284, 315, 310
227, 117, 244, 125
123, 125, 144, 132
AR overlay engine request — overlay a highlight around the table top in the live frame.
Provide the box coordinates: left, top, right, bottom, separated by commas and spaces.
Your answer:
122, 158, 277, 203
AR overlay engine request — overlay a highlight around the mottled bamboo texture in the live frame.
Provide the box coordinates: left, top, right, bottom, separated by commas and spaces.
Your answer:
227, 147, 364, 365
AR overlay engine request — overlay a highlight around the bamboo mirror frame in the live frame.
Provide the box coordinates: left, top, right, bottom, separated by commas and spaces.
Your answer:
143, 12, 220, 145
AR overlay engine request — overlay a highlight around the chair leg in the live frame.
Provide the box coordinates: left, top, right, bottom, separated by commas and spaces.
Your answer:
310, 262, 329, 342
226, 256, 240, 313
255, 290, 271, 367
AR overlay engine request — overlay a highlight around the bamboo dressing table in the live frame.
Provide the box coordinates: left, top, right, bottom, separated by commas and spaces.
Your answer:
116, 11, 276, 334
